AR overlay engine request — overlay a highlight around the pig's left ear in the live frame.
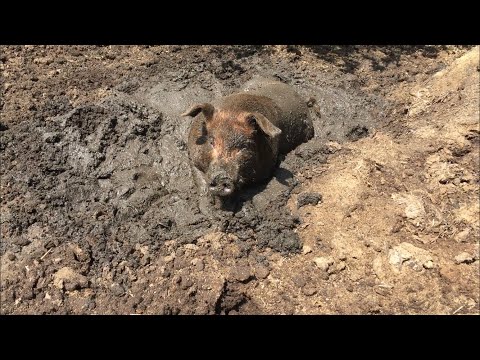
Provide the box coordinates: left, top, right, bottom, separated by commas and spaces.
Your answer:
246, 113, 282, 139
181, 103, 215, 121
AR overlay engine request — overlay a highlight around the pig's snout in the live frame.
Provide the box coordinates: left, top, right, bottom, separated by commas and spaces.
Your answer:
209, 172, 235, 197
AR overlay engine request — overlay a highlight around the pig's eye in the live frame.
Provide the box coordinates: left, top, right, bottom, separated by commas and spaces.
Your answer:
208, 136, 215, 146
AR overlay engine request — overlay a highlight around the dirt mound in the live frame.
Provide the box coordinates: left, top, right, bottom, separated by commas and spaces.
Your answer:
1, 45, 478, 314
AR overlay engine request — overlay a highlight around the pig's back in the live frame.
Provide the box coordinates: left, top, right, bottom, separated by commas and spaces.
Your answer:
240, 77, 314, 154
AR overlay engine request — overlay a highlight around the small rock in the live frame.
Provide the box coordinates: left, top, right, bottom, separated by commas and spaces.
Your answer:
164, 253, 175, 263
423, 260, 434, 269
454, 228, 470, 243
314, 257, 334, 272
13, 236, 31, 246
173, 257, 187, 270
391, 193, 425, 220
230, 265, 253, 283
454, 252, 475, 265
254, 265, 270, 279
372, 257, 386, 280
302, 284, 317, 296
325, 141, 342, 153
193, 258, 204, 271
297, 192, 322, 208
180, 277, 194, 290
43, 132, 62, 144
388, 242, 433, 272
346, 125, 369, 141
110, 283, 125, 297
69, 243, 89, 262
374, 286, 392, 297
292, 275, 307, 288
335, 261, 347, 272
53, 267, 88, 291
21, 287, 34, 300
7, 253, 16, 261
302, 245, 312, 254
33, 57, 53, 65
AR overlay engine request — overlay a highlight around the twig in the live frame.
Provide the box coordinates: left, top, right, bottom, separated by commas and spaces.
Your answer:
40, 248, 52, 260
452, 305, 465, 315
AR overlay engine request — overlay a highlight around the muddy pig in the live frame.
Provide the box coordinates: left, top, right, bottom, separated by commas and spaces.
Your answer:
182, 76, 314, 201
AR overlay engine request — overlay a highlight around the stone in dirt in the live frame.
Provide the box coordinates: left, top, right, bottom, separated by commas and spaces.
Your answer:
230, 265, 253, 283
254, 265, 270, 279
302, 245, 312, 254
302, 284, 317, 296
297, 192, 323, 208
53, 267, 88, 291
314, 257, 334, 272
454, 228, 471, 243
110, 283, 125, 296
388, 242, 434, 272
192, 258, 204, 271
454, 252, 475, 265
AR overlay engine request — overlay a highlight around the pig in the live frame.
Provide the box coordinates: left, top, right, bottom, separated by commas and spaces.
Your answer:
182, 76, 314, 202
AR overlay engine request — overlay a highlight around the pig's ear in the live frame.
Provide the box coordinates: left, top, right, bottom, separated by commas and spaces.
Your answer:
246, 113, 282, 139
181, 103, 215, 121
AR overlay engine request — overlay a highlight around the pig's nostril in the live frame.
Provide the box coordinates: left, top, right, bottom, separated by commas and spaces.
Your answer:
209, 174, 234, 196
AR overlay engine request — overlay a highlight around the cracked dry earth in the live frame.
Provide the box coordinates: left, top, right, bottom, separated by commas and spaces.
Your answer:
1, 45, 478, 314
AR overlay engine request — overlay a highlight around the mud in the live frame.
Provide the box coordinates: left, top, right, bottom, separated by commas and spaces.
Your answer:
1, 45, 478, 314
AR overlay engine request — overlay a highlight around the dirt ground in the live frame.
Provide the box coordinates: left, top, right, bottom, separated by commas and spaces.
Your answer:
1, 45, 478, 315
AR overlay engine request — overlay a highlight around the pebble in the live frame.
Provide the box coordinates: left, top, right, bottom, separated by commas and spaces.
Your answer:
33, 57, 53, 65
335, 261, 347, 272
164, 253, 175, 263
254, 265, 270, 279
302, 245, 312, 254
13, 236, 31, 246
423, 260, 434, 269
454, 252, 474, 265
230, 265, 253, 283
173, 257, 187, 270
193, 258, 204, 271
111, 283, 125, 297
21, 287, 34, 300
297, 192, 323, 208
293, 275, 307, 288
43, 132, 61, 144
454, 228, 470, 243
314, 257, 334, 272
53, 267, 88, 291
180, 277, 194, 290
388, 242, 433, 272
302, 284, 317, 296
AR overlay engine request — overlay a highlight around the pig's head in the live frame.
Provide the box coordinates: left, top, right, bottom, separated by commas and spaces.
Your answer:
182, 103, 282, 197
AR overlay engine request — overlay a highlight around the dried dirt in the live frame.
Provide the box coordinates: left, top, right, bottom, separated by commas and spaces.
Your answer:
1, 45, 478, 314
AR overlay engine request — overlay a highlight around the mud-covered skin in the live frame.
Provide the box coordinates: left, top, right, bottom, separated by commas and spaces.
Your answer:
240, 76, 315, 154
185, 78, 314, 199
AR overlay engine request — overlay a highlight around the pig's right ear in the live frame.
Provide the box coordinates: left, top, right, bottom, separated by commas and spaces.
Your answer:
181, 103, 215, 121
246, 113, 282, 139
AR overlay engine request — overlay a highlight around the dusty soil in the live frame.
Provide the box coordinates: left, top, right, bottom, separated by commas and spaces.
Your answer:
1, 45, 478, 315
